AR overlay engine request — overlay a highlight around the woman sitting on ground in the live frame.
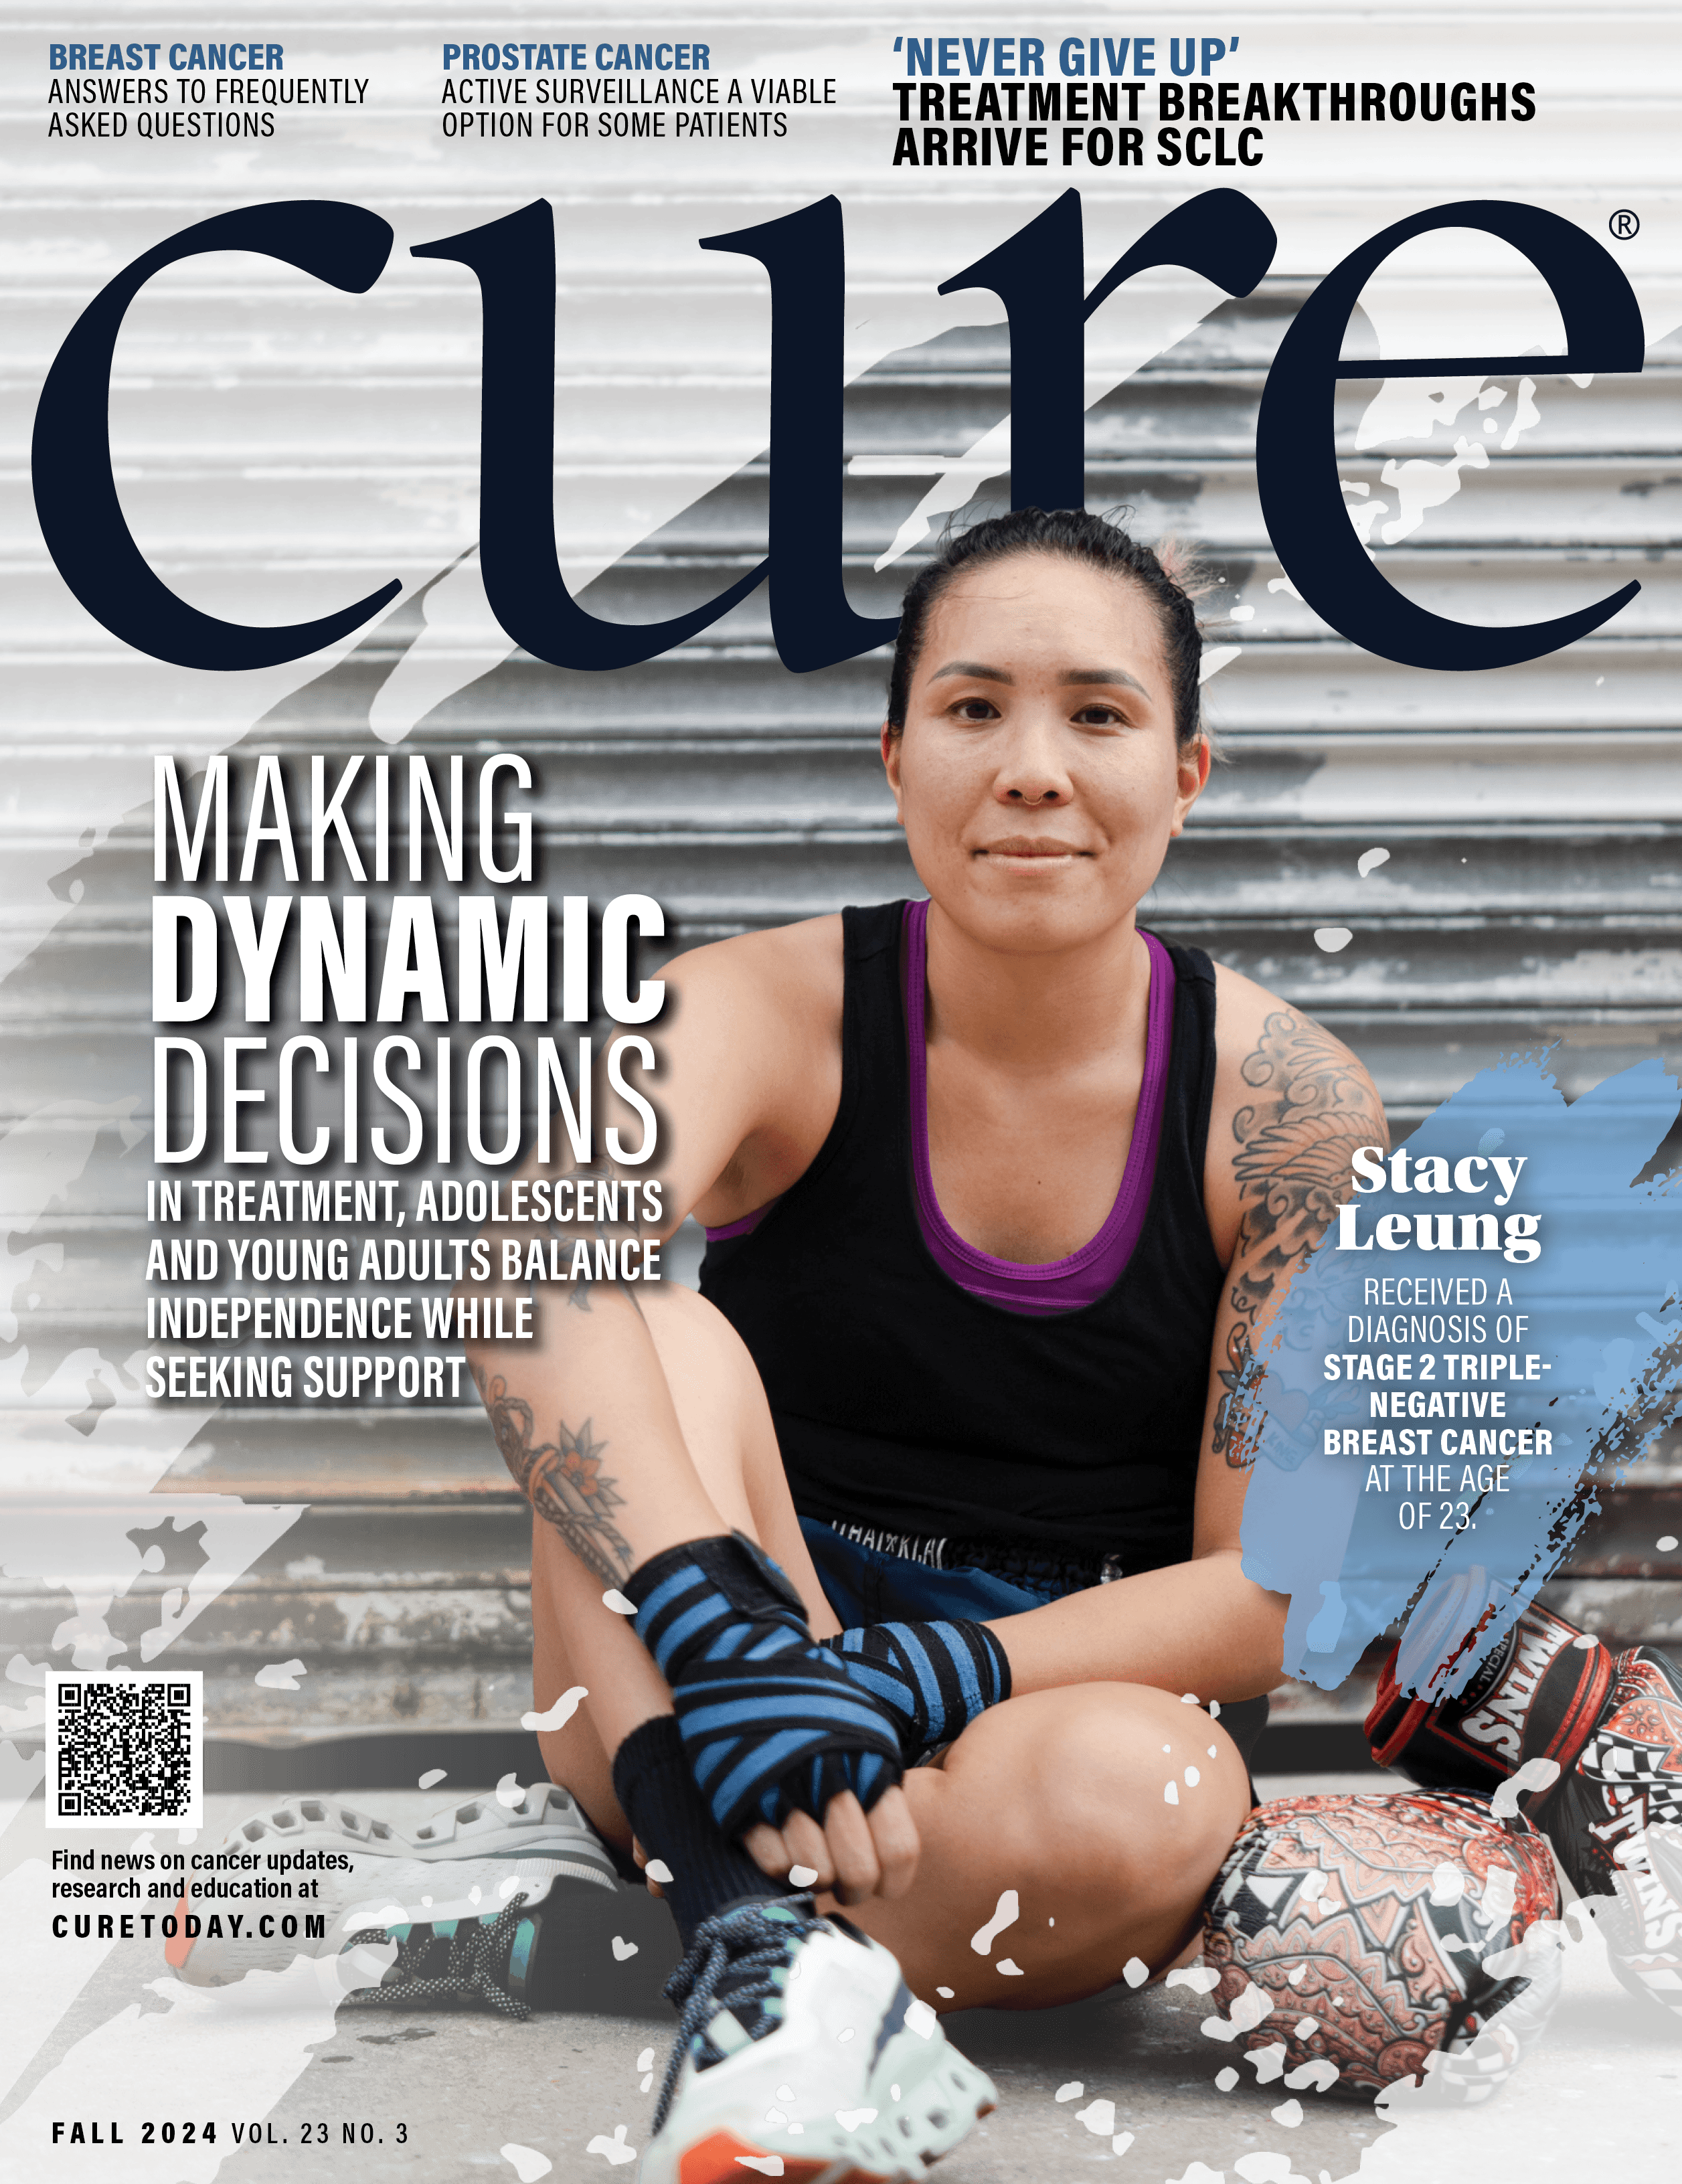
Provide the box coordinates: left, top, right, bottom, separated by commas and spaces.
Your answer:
485, 507, 1380, 2166
467, 507, 1387, 2184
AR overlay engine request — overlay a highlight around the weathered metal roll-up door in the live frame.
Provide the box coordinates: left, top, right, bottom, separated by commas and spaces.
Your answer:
3, 0, 1677, 1738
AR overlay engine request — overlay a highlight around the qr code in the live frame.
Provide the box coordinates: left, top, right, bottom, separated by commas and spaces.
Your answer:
46, 1672, 203, 1829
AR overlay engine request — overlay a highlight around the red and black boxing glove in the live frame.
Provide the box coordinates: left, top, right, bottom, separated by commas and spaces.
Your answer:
1368, 1589, 1682, 2021
1201, 1789, 1563, 2104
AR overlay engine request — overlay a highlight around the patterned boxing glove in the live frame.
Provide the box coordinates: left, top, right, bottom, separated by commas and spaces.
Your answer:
624, 1531, 904, 1841
1201, 1789, 1562, 2104
1367, 1591, 1682, 2021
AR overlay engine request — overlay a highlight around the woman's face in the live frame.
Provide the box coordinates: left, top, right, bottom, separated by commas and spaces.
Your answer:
882, 552, 1209, 954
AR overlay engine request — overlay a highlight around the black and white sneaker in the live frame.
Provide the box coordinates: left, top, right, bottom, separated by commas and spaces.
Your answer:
641, 1894, 995, 2184
167, 1782, 617, 2008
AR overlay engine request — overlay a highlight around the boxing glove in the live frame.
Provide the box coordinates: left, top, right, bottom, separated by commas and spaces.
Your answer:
1371, 1590, 1616, 1808
1201, 1789, 1562, 2103
1368, 1591, 1682, 2021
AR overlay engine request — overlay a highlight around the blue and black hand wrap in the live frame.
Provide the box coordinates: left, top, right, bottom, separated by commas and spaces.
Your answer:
822, 1618, 1011, 1763
623, 1532, 904, 1840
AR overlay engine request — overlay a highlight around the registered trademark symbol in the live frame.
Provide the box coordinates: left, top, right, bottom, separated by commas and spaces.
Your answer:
1609, 209, 1640, 240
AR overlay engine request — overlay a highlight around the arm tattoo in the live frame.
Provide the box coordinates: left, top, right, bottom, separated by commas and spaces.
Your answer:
478, 1371, 635, 1584
1213, 1008, 1387, 1468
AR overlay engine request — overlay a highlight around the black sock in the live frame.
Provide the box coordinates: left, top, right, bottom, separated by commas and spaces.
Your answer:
519, 1878, 685, 2009
610, 1713, 782, 1952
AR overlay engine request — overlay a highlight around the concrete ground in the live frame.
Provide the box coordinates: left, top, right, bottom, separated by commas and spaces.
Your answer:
3, 1775, 1678, 2184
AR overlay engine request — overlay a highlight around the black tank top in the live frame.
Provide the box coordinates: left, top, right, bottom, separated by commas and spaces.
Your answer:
699, 902, 1225, 1572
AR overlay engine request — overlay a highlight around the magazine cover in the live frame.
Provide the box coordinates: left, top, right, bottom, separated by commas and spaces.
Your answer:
4, 1, 1681, 2179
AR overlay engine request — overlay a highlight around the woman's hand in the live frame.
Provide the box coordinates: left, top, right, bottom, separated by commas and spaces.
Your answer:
742, 1784, 922, 1905
630, 1784, 921, 1907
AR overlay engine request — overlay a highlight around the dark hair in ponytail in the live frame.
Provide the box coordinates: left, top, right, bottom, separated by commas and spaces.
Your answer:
885, 507, 1207, 748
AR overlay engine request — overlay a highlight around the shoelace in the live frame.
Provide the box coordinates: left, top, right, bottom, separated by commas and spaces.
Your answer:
343, 1894, 533, 2021
651, 1894, 824, 2136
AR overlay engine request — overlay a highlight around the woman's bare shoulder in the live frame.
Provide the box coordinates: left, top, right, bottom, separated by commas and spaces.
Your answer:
654, 916, 848, 1225
661, 912, 845, 1041
1203, 960, 1390, 1269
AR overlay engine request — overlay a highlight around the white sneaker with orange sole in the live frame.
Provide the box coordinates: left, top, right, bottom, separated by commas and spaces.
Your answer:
641, 1894, 995, 2184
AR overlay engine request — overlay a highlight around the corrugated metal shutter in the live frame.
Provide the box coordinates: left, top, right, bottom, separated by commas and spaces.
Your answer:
6, 125, 1679, 1772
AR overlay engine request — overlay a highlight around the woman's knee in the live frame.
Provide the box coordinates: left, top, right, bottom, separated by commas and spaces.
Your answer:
857, 1684, 1246, 2006
946, 1681, 1249, 1894
1056, 1681, 1245, 1850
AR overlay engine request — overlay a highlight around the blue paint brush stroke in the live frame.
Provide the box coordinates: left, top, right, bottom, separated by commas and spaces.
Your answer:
1241, 1056, 1682, 1694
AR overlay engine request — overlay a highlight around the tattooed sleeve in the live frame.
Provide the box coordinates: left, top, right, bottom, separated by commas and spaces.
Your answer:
478, 1371, 635, 1584
1213, 1008, 1387, 1467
